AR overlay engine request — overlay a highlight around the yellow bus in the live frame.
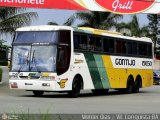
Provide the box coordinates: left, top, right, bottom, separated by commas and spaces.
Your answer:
9, 25, 153, 97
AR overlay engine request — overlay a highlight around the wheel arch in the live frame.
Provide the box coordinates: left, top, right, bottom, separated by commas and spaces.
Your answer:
73, 74, 84, 89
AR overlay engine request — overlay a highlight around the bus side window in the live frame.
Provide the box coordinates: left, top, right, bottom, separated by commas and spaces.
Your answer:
103, 38, 109, 53
80, 35, 88, 50
109, 38, 115, 53
142, 43, 148, 56
88, 36, 95, 51
148, 44, 152, 57
132, 42, 137, 55
95, 37, 102, 51
122, 41, 126, 54
116, 40, 122, 54
138, 43, 147, 56
138, 43, 143, 56
127, 42, 132, 55
73, 34, 80, 49
116, 39, 126, 55
57, 30, 71, 75
103, 38, 114, 53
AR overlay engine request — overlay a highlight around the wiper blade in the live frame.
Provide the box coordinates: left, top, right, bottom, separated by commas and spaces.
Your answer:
32, 50, 35, 63
30, 50, 41, 72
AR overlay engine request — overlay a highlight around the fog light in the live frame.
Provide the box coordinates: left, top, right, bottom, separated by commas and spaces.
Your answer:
10, 82, 18, 88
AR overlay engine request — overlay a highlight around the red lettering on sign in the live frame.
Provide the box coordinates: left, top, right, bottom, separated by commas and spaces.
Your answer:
0, 0, 85, 10
95, 0, 155, 14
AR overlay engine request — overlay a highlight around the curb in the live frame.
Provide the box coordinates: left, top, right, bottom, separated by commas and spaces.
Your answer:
0, 66, 7, 68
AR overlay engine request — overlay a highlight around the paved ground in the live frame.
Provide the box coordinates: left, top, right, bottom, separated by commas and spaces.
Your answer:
0, 66, 160, 114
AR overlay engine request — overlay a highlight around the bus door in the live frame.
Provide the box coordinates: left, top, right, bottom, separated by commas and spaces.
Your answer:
57, 30, 71, 75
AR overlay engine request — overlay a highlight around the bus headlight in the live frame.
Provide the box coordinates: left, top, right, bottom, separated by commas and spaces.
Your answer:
9, 75, 19, 79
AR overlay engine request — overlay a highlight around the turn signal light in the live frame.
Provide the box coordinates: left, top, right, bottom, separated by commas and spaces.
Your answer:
10, 82, 18, 88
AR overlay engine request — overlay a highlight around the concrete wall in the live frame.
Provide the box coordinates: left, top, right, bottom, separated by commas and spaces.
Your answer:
154, 59, 160, 70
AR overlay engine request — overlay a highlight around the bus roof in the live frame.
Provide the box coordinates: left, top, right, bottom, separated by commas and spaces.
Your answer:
74, 27, 122, 35
16, 25, 72, 31
74, 27, 152, 43
16, 25, 152, 43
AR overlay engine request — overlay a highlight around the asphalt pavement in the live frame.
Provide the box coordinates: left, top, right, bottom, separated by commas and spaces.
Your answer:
0, 66, 160, 114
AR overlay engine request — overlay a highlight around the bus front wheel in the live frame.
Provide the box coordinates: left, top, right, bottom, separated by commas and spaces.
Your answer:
68, 77, 81, 98
33, 91, 44, 97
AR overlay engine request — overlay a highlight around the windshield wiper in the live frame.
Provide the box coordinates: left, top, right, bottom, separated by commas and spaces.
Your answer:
30, 50, 41, 72
31, 50, 35, 63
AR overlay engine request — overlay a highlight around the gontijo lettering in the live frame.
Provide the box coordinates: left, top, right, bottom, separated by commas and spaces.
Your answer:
0, 0, 44, 4
115, 58, 135, 66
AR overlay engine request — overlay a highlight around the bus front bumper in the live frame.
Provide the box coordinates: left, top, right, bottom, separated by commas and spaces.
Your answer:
9, 79, 57, 91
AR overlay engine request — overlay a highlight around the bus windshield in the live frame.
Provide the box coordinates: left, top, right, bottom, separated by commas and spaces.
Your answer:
11, 45, 57, 72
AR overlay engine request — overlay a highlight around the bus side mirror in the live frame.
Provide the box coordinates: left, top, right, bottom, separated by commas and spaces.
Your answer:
7, 47, 11, 61
7, 47, 11, 68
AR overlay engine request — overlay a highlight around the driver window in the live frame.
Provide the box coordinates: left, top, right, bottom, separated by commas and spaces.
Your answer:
57, 46, 65, 67
57, 30, 71, 75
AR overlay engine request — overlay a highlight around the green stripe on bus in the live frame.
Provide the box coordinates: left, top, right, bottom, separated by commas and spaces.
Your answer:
94, 55, 110, 89
84, 53, 103, 89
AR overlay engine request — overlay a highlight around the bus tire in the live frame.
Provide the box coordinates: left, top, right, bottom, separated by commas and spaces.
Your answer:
92, 89, 109, 95
68, 77, 81, 98
134, 80, 140, 93
125, 76, 134, 94
33, 91, 44, 97
134, 76, 141, 93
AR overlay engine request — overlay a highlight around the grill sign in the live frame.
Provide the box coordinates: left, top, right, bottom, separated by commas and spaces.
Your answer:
95, 0, 155, 14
